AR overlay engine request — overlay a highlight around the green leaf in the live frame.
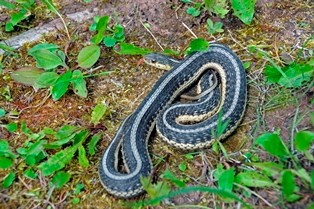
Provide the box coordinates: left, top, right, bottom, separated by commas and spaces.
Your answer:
5, 22, 14, 32
285, 194, 302, 202
178, 162, 187, 172
72, 129, 89, 145
30, 49, 64, 70
77, 45, 100, 68
278, 63, 313, 88
295, 130, 314, 152
216, 110, 230, 137
293, 168, 311, 184
243, 61, 251, 69
25, 155, 36, 166
35, 72, 59, 88
19, 0, 35, 10
25, 140, 47, 157
44, 127, 56, 135
91, 103, 107, 125
10, 67, 44, 86
256, 133, 290, 159
103, 36, 117, 47
185, 38, 209, 55
264, 64, 282, 83
41, 0, 58, 14
78, 145, 89, 168
282, 170, 296, 196
0, 0, 16, 9
74, 183, 85, 194
214, 163, 225, 180
0, 156, 13, 169
71, 70, 87, 98
55, 125, 80, 140
92, 15, 110, 44
51, 171, 71, 189
282, 170, 301, 202
10, 8, 28, 25
204, 0, 214, 9
235, 171, 275, 187
114, 24, 125, 39
24, 168, 37, 179
38, 144, 79, 176
0, 109, 5, 117
186, 7, 201, 17
0, 43, 14, 53
230, 0, 256, 25
184, 153, 194, 160
88, 132, 102, 155
28, 43, 59, 54
162, 169, 186, 188
0, 140, 17, 159
2, 172, 15, 188
218, 168, 234, 192
45, 126, 79, 149
72, 197, 80, 204
207, 19, 224, 35
51, 70, 72, 101
89, 16, 100, 31
5, 122, 18, 133
21, 121, 31, 135
212, 0, 229, 18
134, 185, 250, 208
140, 176, 171, 200
249, 162, 283, 177
115, 43, 151, 55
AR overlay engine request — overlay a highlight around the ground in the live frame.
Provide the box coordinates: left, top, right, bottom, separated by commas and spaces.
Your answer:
0, 0, 313, 208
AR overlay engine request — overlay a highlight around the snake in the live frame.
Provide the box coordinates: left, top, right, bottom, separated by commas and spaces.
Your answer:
98, 43, 247, 198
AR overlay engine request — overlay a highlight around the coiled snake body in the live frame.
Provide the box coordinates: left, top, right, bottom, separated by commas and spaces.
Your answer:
99, 43, 247, 198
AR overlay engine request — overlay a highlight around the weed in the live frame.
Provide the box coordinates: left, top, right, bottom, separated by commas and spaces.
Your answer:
249, 41, 314, 89
1, 0, 35, 32
10, 42, 109, 100
185, 38, 209, 54
40, 0, 70, 40
0, 122, 103, 190
90, 15, 152, 55
206, 19, 224, 35
181, 0, 256, 36
91, 101, 108, 126
0, 108, 5, 117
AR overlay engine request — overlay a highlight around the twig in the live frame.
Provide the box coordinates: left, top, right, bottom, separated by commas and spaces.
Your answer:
19, 90, 51, 116
290, 104, 299, 153
44, 200, 56, 209
89, 65, 106, 74
228, 30, 249, 53
45, 185, 55, 206
234, 183, 274, 208
18, 176, 32, 190
56, 190, 68, 205
0, 192, 12, 199
139, 20, 164, 51
182, 22, 198, 38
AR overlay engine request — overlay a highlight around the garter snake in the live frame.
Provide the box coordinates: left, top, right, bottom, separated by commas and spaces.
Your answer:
99, 43, 247, 198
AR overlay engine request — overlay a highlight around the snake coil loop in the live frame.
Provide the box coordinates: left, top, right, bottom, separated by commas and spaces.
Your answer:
99, 43, 247, 198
